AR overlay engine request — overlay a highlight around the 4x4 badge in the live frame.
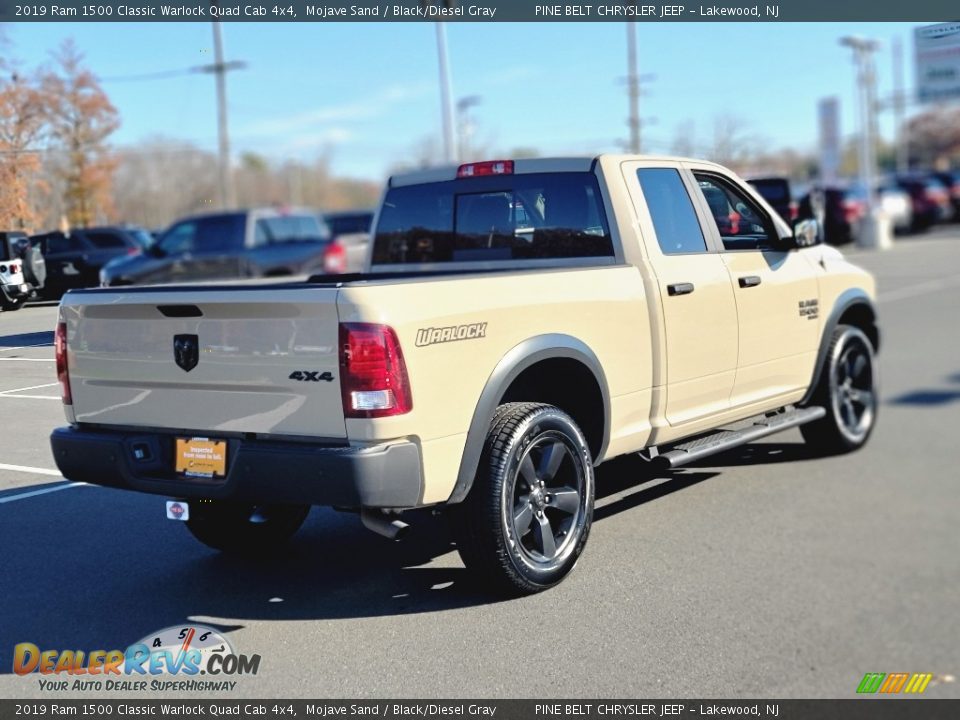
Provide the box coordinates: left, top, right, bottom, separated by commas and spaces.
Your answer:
173, 334, 199, 372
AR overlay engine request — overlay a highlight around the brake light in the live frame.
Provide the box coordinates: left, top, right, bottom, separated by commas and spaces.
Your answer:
323, 241, 347, 274
788, 201, 799, 222
457, 160, 514, 178
842, 199, 864, 223
55, 322, 72, 405
8, 263, 18, 274
339, 323, 412, 418
127, 247, 140, 255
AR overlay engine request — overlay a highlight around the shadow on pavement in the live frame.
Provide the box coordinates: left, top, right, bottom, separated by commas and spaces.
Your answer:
0, 330, 54, 347
889, 372, 960, 406
0, 444, 805, 669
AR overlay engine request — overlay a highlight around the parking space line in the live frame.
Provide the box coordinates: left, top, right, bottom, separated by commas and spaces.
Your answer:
0, 382, 58, 395
0, 394, 60, 400
0, 463, 63, 476
0, 343, 53, 353
0, 482, 87, 505
0, 357, 56, 362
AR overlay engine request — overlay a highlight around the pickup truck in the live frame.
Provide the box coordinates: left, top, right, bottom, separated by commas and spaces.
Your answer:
50, 156, 880, 595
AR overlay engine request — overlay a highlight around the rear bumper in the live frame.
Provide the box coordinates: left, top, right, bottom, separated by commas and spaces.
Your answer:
2, 282, 29, 299
50, 426, 424, 508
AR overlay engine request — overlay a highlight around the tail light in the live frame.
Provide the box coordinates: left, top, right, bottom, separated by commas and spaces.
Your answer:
339, 323, 412, 418
8, 263, 18, 274
55, 321, 72, 405
842, 199, 864, 224
323, 241, 346, 274
788, 201, 799, 222
127, 247, 140, 255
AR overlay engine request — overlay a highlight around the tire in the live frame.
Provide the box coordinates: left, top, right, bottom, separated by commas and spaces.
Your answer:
801, 325, 878, 454
453, 402, 595, 595
185, 501, 310, 555
0, 296, 25, 311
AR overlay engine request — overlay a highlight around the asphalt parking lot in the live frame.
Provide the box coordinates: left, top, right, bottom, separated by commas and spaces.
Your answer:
1, 232, 958, 700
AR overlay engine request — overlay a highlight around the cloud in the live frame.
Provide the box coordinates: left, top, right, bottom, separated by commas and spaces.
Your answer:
236, 83, 431, 139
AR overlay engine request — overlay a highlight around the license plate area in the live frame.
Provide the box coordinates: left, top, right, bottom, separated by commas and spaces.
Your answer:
175, 437, 228, 479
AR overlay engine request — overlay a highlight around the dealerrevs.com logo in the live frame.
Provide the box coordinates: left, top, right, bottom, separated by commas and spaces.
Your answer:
13, 625, 260, 692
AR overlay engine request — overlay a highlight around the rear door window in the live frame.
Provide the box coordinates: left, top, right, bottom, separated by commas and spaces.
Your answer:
254, 215, 329, 246
694, 173, 777, 251
83, 231, 129, 249
372, 172, 613, 265
636, 168, 708, 254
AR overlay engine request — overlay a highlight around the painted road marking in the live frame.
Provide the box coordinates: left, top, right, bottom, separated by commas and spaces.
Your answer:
0, 343, 53, 352
0, 382, 58, 395
0, 394, 60, 400
879, 273, 960, 304
0, 463, 63, 477
0, 482, 87, 505
0, 357, 56, 362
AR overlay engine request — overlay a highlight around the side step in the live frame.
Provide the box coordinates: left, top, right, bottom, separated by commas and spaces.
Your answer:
657, 406, 826, 469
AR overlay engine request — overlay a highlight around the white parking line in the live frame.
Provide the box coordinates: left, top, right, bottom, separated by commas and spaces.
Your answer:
0, 357, 56, 362
0, 343, 53, 352
0, 463, 63, 476
0, 382, 58, 395
0, 482, 87, 505
0, 394, 60, 400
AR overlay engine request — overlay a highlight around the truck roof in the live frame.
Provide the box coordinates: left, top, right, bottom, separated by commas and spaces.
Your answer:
388, 153, 725, 187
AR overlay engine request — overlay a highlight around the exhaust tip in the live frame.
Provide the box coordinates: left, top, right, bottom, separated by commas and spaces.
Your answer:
360, 508, 409, 541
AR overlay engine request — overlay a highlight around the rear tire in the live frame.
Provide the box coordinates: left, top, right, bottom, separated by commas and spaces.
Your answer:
0, 297, 25, 311
453, 402, 594, 596
801, 325, 878, 454
185, 501, 310, 554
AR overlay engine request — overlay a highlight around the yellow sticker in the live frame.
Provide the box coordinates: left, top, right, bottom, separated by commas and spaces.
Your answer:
175, 438, 227, 477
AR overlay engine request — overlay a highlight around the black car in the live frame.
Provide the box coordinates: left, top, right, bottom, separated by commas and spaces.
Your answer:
746, 177, 798, 225
321, 209, 374, 240
31, 226, 153, 298
100, 208, 331, 287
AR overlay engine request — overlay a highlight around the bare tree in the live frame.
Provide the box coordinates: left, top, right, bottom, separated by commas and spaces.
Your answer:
669, 120, 697, 158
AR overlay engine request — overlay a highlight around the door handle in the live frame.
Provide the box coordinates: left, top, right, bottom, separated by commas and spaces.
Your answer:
667, 282, 695, 296
738, 275, 762, 288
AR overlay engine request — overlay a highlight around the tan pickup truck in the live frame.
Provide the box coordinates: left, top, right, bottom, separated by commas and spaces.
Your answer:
51, 155, 879, 595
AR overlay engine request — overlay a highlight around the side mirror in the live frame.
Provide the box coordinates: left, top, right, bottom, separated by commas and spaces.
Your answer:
790, 219, 821, 249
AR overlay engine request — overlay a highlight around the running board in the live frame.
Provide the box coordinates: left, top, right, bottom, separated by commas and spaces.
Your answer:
657, 406, 827, 469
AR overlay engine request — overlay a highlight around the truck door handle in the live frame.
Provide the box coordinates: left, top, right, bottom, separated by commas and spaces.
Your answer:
738, 275, 762, 288
667, 282, 695, 296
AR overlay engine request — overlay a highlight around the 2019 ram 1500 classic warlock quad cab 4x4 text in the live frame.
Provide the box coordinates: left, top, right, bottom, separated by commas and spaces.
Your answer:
50, 156, 879, 595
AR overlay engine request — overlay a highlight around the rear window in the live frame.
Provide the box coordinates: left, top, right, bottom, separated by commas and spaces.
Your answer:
159, 214, 246, 254
372, 172, 613, 266
84, 231, 130, 249
748, 179, 790, 202
326, 213, 373, 237
254, 215, 329, 245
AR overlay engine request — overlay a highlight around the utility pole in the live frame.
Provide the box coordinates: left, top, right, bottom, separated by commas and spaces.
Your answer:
892, 36, 909, 174
840, 36, 892, 249
193, 17, 246, 210
456, 96, 482, 162
435, 22, 458, 163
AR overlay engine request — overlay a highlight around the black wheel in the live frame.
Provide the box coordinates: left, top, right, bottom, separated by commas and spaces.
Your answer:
453, 402, 595, 595
1, 296, 25, 311
185, 501, 310, 554
801, 325, 878, 454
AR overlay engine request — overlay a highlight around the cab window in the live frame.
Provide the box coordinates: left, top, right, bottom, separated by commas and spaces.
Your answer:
694, 173, 777, 251
636, 168, 707, 254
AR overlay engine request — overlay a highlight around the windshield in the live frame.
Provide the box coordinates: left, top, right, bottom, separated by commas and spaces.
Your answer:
372, 172, 613, 266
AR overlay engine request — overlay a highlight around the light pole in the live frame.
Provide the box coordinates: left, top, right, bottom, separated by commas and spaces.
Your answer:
839, 35, 892, 249
456, 95, 481, 162
435, 22, 458, 164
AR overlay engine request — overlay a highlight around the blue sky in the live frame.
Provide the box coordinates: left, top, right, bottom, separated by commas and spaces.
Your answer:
3, 21, 921, 179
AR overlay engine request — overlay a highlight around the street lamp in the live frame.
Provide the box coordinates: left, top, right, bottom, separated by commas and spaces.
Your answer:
839, 35, 892, 249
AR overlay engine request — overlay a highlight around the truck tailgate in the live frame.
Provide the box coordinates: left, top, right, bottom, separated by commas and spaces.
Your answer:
60, 287, 346, 439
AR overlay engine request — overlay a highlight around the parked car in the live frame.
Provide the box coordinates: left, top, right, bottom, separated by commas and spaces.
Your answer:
746, 176, 798, 225
0, 231, 32, 311
53, 155, 880, 595
798, 185, 864, 245
929, 170, 960, 222
320, 209, 375, 274
100, 208, 331, 287
894, 175, 951, 230
31, 226, 153, 298
848, 183, 914, 235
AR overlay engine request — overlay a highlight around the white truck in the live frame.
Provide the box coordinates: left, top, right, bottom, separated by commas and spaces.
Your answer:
51, 156, 879, 595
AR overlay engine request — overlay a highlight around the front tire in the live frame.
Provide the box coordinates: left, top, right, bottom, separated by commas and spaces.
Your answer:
801, 325, 878, 454
453, 403, 595, 595
185, 501, 310, 554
